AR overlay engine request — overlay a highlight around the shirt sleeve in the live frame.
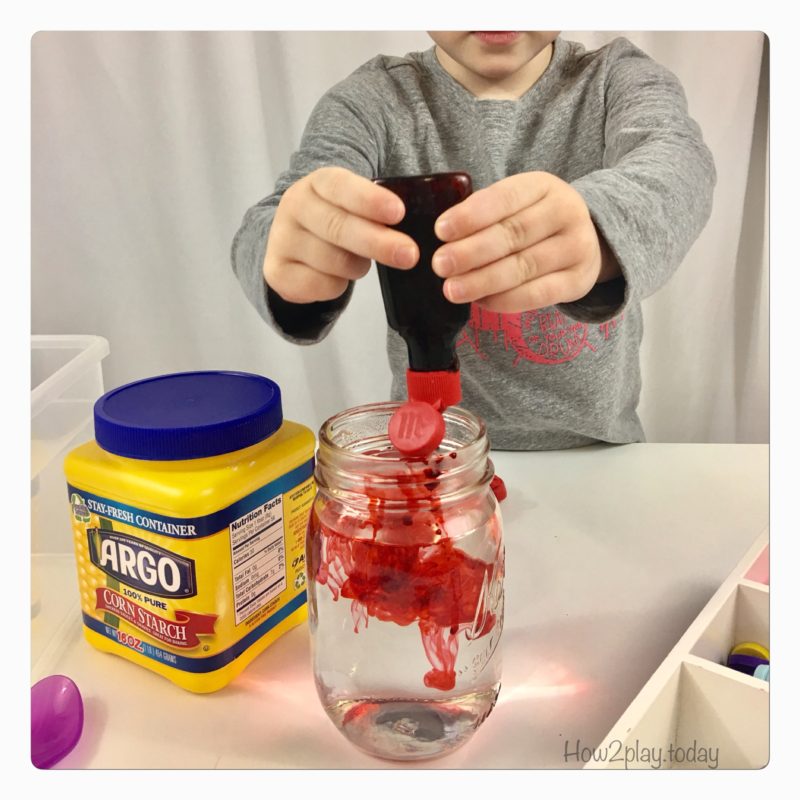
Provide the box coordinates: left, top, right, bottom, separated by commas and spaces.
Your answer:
561, 37, 717, 324
230, 65, 390, 343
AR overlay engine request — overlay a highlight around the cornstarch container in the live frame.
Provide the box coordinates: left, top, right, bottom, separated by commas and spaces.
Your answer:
63, 371, 316, 692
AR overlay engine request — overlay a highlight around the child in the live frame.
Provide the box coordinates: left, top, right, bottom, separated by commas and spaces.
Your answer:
231, 31, 716, 450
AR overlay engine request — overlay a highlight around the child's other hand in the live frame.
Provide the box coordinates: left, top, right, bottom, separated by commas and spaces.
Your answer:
264, 167, 419, 303
431, 172, 618, 312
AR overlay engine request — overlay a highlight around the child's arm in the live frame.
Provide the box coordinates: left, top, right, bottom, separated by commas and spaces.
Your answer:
231, 69, 414, 341
430, 37, 716, 321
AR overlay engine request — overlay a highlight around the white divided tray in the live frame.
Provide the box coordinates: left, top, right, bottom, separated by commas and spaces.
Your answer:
585, 530, 769, 770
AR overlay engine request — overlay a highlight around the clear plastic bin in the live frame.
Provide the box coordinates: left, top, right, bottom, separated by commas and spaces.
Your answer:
31, 335, 110, 557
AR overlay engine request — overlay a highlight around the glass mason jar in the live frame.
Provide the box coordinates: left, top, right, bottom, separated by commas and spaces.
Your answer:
307, 401, 504, 761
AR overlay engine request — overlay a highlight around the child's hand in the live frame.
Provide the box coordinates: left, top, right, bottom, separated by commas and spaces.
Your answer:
431, 172, 619, 312
264, 167, 419, 303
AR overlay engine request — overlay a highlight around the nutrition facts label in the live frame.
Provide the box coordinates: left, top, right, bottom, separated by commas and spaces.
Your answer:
230, 496, 286, 625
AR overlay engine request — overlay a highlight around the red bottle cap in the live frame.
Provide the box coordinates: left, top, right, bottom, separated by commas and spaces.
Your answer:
388, 401, 446, 458
406, 369, 462, 409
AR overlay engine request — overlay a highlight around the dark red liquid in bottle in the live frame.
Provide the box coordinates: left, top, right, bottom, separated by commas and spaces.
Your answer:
373, 173, 472, 373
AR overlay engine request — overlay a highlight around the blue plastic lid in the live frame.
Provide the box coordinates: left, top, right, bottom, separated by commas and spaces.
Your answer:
94, 371, 283, 460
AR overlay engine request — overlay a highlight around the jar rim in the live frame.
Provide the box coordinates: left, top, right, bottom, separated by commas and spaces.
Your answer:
318, 401, 487, 461
315, 402, 493, 510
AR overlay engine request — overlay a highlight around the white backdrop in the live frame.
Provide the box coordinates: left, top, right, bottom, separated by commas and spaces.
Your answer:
31, 31, 768, 444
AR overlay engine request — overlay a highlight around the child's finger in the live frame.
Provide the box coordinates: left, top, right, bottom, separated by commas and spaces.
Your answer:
472, 270, 586, 315
310, 167, 406, 225
432, 201, 563, 277
442, 234, 579, 304
293, 190, 418, 268
294, 236, 372, 281
434, 172, 550, 242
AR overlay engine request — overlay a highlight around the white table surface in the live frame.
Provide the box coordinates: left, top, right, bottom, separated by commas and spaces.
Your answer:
30, 442, 769, 769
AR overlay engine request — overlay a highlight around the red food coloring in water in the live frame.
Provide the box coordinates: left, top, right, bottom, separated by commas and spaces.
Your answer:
309, 460, 501, 692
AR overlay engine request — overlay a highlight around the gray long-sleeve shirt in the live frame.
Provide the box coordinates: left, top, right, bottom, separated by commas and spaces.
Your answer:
231, 36, 716, 450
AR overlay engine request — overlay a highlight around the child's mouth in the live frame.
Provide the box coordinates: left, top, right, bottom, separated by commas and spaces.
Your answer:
472, 32, 521, 46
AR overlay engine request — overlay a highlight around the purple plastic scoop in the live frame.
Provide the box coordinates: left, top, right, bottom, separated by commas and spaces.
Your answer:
31, 675, 84, 769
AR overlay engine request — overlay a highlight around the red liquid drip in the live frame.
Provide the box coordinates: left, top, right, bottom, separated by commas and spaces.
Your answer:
490, 475, 508, 502
310, 455, 501, 692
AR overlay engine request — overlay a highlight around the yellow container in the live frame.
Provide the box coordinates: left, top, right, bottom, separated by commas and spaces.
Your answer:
64, 371, 315, 693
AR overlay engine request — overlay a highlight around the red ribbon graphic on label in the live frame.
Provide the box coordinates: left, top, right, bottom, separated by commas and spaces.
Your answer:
95, 588, 217, 649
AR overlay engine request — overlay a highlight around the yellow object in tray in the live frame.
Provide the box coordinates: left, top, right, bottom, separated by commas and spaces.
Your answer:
729, 641, 770, 661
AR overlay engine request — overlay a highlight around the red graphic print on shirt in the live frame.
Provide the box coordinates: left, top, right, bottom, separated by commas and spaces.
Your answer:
456, 306, 624, 366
